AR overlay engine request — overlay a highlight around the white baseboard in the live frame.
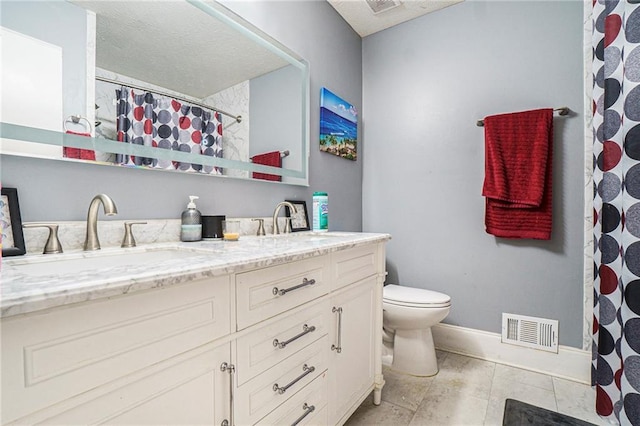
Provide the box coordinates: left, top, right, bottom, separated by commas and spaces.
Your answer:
432, 323, 591, 384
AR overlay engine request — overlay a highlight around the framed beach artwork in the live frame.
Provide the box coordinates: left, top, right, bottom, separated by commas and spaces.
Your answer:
1, 187, 26, 256
320, 87, 358, 161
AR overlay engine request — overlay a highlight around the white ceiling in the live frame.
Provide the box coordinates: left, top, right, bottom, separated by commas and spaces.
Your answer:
71, 1, 288, 99
327, 0, 463, 37
70, 0, 463, 98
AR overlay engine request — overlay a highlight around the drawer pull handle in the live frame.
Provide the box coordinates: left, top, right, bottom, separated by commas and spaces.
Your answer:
220, 362, 235, 426
291, 403, 316, 426
273, 278, 316, 296
273, 364, 316, 394
331, 306, 343, 353
273, 324, 316, 349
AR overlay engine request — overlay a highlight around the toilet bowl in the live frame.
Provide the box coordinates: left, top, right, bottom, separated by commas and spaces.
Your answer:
382, 284, 451, 377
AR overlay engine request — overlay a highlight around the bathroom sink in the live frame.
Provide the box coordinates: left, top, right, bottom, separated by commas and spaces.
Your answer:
8, 247, 208, 277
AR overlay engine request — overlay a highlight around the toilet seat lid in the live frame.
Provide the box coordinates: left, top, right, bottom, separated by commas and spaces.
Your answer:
383, 284, 451, 307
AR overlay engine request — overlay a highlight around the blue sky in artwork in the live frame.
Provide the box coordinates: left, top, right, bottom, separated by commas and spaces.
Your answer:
321, 88, 357, 124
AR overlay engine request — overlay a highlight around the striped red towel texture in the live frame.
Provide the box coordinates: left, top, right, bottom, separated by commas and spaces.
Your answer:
482, 108, 553, 240
252, 151, 282, 182
63, 130, 96, 161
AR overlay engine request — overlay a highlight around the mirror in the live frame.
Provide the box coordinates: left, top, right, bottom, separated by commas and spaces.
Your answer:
0, 0, 309, 185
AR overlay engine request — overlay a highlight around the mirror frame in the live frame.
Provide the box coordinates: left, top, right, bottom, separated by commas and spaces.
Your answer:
0, 0, 310, 186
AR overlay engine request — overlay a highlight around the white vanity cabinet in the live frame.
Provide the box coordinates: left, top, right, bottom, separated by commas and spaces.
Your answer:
0, 276, 233, 424
242, 243, 384, 426
328, 278, 378, 425
1, 236, 387, 425
328, 244, 384, 425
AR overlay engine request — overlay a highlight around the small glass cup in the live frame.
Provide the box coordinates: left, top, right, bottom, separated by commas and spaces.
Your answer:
222, 219, 241, 241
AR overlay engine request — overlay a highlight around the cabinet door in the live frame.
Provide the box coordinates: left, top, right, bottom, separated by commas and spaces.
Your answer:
328, 278, 377, 424
105, 343, 232, 426
1, 276, 230, 424
26, 342, 232, 425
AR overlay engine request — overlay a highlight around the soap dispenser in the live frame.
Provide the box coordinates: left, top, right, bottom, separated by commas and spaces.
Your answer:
181, 195, 202, 242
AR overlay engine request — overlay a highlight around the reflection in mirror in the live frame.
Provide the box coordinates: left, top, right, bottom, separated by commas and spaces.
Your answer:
0, 0, 309, 185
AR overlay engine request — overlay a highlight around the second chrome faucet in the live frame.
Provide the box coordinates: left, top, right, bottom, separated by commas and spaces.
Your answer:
83, 194, 118, 251
272, 201, 296, 235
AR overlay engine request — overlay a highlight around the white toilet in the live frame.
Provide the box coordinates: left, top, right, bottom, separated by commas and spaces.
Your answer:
382, 284, 451, 377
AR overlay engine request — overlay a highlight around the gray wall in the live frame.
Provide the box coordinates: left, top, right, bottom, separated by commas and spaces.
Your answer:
1, 1, 363, 232
362, 1, 585, 347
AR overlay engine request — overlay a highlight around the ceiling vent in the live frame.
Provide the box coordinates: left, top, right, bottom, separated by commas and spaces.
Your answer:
365, 0, 401, 14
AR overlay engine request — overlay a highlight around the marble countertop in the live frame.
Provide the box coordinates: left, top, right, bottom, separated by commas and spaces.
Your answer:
1, 232, 390, 318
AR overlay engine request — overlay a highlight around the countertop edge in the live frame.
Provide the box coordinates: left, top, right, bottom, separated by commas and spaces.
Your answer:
1, 233, 391, 319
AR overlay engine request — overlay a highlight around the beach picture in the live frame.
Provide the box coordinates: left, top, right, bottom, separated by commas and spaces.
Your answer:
320, 87, 357, 160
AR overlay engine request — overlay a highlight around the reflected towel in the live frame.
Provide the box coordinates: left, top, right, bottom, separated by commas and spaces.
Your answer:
482, 108, 553, 240
251, 151, 282, 182
63, 131, 96, 161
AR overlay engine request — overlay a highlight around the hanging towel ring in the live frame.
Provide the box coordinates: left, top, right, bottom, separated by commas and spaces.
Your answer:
63, 115, 92, 133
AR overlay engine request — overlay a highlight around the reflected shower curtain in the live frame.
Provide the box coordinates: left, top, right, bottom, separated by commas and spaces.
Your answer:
592, 1, 640, 424
116, 86, 223, 174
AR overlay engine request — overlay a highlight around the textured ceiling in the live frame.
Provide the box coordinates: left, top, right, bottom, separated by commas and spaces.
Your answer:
327, 0, 463, 37
71, 0, 463, 98
71, 1, 288, 99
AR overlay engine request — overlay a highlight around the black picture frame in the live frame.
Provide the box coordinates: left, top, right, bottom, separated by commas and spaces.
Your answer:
285, 200, 310, 232
1, 187, 26, 257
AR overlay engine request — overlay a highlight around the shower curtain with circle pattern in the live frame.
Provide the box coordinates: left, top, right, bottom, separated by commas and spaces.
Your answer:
116, 86, 223, 174
592, 0, 640, 424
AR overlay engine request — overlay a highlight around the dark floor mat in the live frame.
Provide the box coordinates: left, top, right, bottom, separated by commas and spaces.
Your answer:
502, 399, 597, 426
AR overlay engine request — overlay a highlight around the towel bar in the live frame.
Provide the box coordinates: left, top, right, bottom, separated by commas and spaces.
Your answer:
63, 115, 92, 133
250, 150, 290, 162
476, 107, 570, 127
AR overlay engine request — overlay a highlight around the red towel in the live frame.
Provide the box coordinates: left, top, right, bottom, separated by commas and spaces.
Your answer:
63, 131, 96, 161
482, 108, 553, 240
251, 151, 282, 182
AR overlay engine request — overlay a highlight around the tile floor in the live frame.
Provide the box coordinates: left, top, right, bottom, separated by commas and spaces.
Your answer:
345, 351, 608, 426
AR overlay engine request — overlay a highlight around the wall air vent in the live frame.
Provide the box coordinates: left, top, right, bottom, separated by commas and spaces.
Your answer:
501, 313, 558, 353
365, 0, 401, 14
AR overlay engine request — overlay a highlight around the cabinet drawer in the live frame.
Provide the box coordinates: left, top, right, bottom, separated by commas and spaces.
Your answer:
236, 299, 330, 385
331, 245, 379, 291
236, 255, 330, 330
256, 372, 328, 426
236, 336, 328, 425
1, 277, 230, 424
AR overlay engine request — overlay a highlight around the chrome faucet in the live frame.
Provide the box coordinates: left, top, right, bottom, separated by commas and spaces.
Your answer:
83, 194, 118, 251
272, 201, 297, 235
